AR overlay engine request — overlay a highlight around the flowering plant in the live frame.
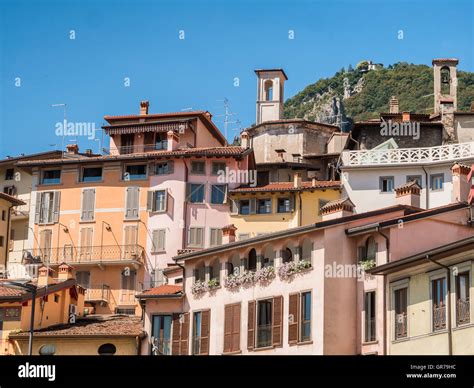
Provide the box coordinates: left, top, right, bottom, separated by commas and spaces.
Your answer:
224, 273, 241, 289
207, 278, 220, 289
359, 259, 376, 271
278, 260, 312, 279
239, 270, 255, 285
191, 280, 207, 295
254, 266, 276, 283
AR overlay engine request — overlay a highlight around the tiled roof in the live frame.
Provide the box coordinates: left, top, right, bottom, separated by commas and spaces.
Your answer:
17, 147, 250, 166
9, 315, 143, 338
136, 284, 183, 298
0, 285, 25, 298
230, 181, 341, 193
104, 110, 207, 121
0, 193, 26, 206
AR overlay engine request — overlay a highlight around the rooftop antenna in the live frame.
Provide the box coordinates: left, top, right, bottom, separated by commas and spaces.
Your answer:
215, 98, 240, 140
181, 107, 193, 112
51, 103, 67, 158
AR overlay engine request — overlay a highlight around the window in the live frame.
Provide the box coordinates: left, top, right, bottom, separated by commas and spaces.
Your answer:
98, 343, 117, 356
154, 134, 168, 150
264, 80, 273, 101
80, 188, 95, 222
54, 294, 60, 303
212, 162, 226, 176
440, 66, 451, 94
406, 175, 422, 186
152, 315, 172, 355
192, 310, 210, 355
193, 265, 206, 283
318, 199, 330, 214
209, 228, 222, 247
248, 249, 257, 272
36, 191, 60, 224
115, 308, 136, 315
364, 291, 376, 342
155, 161, 173, 175
239, 200, 250, 215
282, 248, 293, 263
256, 300, 273, 348
125, 187, 140, 220
380, 176, 394, 193
257, 198, 272, 214
432, 277, 446, 331
154, 190, 167, 212
456, 272, 470, 326
0, 236, 4, 247
152, 229, 166, 252
189, 184, 205, 203
277, 197, 291, 213
39, 344, 56, 356
121, 134, 134, 154
41, 169, 61, 185
76, 271, 91, 288
125, 164, 147, 180
188, 227, 204, 248
4, 185, 16, 196
5, 168, 14, 180
191, 161, 205, 175
1, 210, 5, 221
430, 174, 444, 191
257, 171, 269, 186
394, 287, 408, 339
223, 303, 241, 354
300, 292, 312, 342
81, 167, 102, 182
210, 185, 227, 204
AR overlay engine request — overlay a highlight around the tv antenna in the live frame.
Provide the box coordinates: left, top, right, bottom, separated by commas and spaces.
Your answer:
215, 98, 241, 140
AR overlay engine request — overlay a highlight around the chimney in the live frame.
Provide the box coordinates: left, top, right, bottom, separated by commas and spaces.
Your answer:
452, 163, 471, 203
222, 224, 237, 244
140, 100, 149, 116
395, 181, 421, 208
321, 198, 355, 221
293, 172, 302, 188
167, 130, 179, 151
389, 96, 399, 114
85, 149, 93, 156
66, 144, 79, 154
240, 131, 250, 148
58, 262, 74, 281
402, 112, 411, 122
37, 266, 55, 287
204, 111, 213, 121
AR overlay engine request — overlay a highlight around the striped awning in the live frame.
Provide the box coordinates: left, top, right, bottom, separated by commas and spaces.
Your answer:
104, 121, 190, 135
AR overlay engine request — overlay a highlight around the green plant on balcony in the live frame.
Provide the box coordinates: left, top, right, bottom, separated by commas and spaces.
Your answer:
207, 278, 220, 290
359, 258, 376, 271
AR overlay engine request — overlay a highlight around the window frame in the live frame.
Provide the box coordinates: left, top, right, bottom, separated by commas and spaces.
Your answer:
124, 164, 147, 181
277, 197, 291, 213
41, 169, 62, 185
364, 291, 376, 343
300, 291, 312, 343
210, 184, 227, 205
256, 198, 272, 214
211, 162, 227, 176
190, 161, 206, 175
5, 168, 14, 181
80, 166, 103, 183
430, 173, 444, 191
379, 176, 394, 193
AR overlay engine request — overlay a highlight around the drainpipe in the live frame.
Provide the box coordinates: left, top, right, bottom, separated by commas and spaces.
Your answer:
426, 254, 453, 355
182, 160, 189, 250
422, 166, 429, 209
297, 191, 302, 227
376, 227, 390, 356
4, 204, 13, 275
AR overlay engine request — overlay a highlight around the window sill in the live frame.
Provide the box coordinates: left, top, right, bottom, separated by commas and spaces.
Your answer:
78, 180, 104, 184
38, 183, 63, 187
252, 345, 275, 352
124, 218, 141, 222
150, 251, 166, 255
79, 220, 96, 224
362, 340, 378, 345
222, 350, 242, 355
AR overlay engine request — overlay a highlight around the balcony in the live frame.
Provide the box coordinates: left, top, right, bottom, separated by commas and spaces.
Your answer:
85, 284, 111, 305
395, 312, 407, 339
22, 245, 145, 266
456, 298, 470, 326
433, 303, 447, 331
341, 142, 474, 167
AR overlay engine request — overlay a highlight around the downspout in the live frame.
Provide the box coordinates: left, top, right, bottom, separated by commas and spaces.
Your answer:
376, 227, 390, 356
297, 191, 302, 227
182, 160, 189, 250
426, 255, 453, 355
4, 204, 13, 274
422, 165, 429, 209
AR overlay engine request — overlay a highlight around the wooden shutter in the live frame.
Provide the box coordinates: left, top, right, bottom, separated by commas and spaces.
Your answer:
52, 191, 61, 223
125, 187, 139, 219
247, 300, 256, 351
146, 191, 154, 212
200, 309, 210, 355
224, 303, 241, 354
151, 230, 159, 252
270, 170, 278, 183
230, 199, 239, 215
272, 296, 283, 347
34, 192, 42, 224
163, 190, 169, 212
167, 161, 174, 174
289, 194, 295, 212
81, 189, 95, 221
180, 313, 190, 355
158, 229, 166, 251
249, 198, 257, 214
172, 313, 181, 355
148, 163, 155, 176
288, 293, 300, 345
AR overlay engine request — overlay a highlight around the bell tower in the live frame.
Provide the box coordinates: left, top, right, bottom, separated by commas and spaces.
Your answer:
255, 69, 288, 125
433, 58, 458, 114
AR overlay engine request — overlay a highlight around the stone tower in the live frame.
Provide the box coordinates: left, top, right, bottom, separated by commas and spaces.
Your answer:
433, 58, 458, 114
255, 69, 288, 125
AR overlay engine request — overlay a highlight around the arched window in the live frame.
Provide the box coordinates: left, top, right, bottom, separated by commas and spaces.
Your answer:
98, 343, 117, 356
209, 258, 220, 281
282, 247, 293, 264
440, 66, 450, 95
264, 80, 273, 101
248, 249, 257, 272
366, 237, 377, 260
39, 344, 56, 356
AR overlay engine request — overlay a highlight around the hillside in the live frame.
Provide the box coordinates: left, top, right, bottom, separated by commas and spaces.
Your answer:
283, 62, 474, 130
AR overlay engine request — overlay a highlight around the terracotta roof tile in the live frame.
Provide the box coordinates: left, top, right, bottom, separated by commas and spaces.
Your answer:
230, 181, 341, 193
0, 193, 26, 206
137, 284, 183, 298
0, 285, 25, 298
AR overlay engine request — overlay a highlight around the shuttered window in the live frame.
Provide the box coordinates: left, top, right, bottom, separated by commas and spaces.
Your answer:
248, 296, 283, 350
171, 313, 190, 355
121, 269, 137, 290
80, 188, 95, 222
209, 228, 222, 247
151, 229, 166, 252
39, 229, 52, 261
79, 227, 93, 260
223, 303, 241, 354
188, 227, 204, 248
125, 187, 140, 220
76, 271, 91, 288
192, 310, 210, 355
36, 191, 60, 224
288, 293, 300, 345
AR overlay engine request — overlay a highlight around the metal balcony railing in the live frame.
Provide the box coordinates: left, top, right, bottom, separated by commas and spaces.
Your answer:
341, 142, 474, 167
256, 324, 272, 348
85, 284, 111, 304
107, 142, 170, 155
456, 298, 470, 326
433, 303, 447, 331
395, 313, 407, 339
365, 317, 376, 342
152, 338, 172, 356
22, 245, 144, 265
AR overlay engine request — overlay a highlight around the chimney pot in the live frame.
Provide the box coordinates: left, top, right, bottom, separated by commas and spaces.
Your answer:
222, 224, 237, 244
66, 144, 79, 154
140, 100, 149, 115
293, 173, 302, 188
389, 96, 399, 114
167, 130, 179, 151
37, 266, 55, 287
402, 112, 411, 122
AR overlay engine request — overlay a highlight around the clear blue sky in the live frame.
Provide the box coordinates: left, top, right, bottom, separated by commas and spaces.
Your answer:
1, 0, 473, 158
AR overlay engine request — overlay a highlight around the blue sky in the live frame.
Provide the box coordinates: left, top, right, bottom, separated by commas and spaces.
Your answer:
0, 0, 473, 158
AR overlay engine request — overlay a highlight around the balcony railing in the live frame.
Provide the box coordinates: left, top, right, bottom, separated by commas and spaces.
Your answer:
107, 142, 170, 155
341, 142, 474, 167
22, 245, 144, 265
85, 284, 111, 304
256, 324, 272, 348
365, 317, 376, 342
433, 303, 447, 331
456, 298, 470, 326
395, 313, 407, 339
152, 338, 172, 356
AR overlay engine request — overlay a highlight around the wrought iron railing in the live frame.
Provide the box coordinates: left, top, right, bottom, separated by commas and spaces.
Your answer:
85, 284, 111, 304
152, 338, 172, 356
456, 298, 470, 325
433, 303, 447, 331
365, 317, 376, 342
395, 312, 407, 339
256, 324, 272, 348
341, 142, 474, 167
192, 336, 201, 355
22, 245, 144, 265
